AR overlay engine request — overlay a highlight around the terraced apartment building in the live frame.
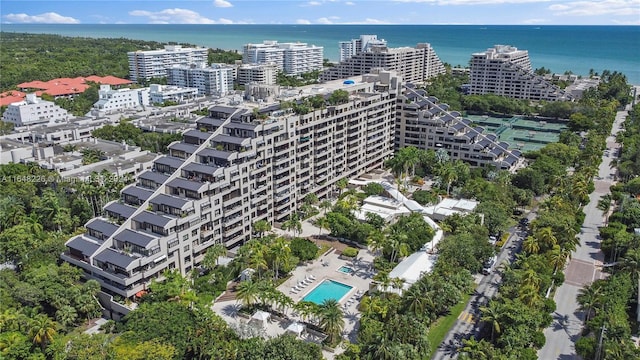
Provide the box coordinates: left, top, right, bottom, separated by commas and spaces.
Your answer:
321, 41, 445, 83
61, 71, 400, 300
395, 85, 522, 170
128, 45, 209, 83
469, 45, 573, 101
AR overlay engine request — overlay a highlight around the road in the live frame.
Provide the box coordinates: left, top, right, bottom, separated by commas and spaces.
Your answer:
432, 220, 531, 359
537, 104, 629, 359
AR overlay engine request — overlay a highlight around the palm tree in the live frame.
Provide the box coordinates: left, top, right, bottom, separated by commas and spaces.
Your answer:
480, 302, 502, 342
549, 245, 571, 274
522, 236, 541, 254
535, 227, 558, 251
202, 243, 227, 270
55, 305, 78, 328
319, 200, 332, 215
367, 229, 385, 257
335, 177, 348, 196
518, 284, 543, 307
437, 161, 458, 196
270, 237, 290, 280
620, 248, 640, 286
577, 284, 602, 322
319, 299, 344, 344
315, 216, 330, 237
281, 213, 302, 237
235, 281, 259, 308
597, 194, 613, 225
29, 314, 57, 350
252, 220, 271, 238
403, 288, 425, 314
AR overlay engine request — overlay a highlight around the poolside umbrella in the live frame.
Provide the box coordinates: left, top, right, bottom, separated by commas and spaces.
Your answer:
286, 322, 306, 337
250, 310, 271, 326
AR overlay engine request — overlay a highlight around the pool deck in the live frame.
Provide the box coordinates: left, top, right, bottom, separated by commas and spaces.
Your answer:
212, 245, 376, 359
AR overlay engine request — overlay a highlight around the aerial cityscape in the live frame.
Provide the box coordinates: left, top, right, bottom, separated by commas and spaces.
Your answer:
1, 1, 639, 360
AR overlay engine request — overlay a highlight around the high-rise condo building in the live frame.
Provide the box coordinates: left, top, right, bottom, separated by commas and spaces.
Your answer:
242, 41, 323, 75
128, 45, 209, 83
338, 35, 387, 62
321, 42, 445, 83
61, 71, 401, 306
469, 45, 573, 101
236, 63, 279, 86
168, 63, 235, 96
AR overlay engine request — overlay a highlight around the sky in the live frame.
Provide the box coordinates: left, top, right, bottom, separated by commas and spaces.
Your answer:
1, 0, 639, 25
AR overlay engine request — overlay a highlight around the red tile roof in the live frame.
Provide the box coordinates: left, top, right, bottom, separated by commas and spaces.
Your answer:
0, 90, 27, 106
17, 75, 132, 97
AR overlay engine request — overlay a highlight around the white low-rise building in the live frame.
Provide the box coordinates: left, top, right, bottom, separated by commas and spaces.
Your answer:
2, 94, 71, 127
93, 85, 150, 114
149, 84, 199, 104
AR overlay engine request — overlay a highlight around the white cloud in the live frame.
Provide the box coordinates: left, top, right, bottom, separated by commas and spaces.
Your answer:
317, 17, 333, 24
307, 1, 323, 5
393, 0, 552, 4
521, 18, 548, 24
214, 0, 233, 8
129, 8, 216, 24
549, 0, 640, 17
345, 1, 355, 4
3, 12, 80, 24
296, 19, 312, 24
218, 18, 234, 24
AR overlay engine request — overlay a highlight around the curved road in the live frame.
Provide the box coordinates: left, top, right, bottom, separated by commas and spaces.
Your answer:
537, 104, 630, 359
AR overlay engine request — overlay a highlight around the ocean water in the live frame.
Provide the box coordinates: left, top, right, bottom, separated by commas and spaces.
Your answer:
2, 24, 639, 84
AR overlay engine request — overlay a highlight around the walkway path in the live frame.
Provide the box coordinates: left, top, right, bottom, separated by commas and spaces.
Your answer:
537, 104, 629, 360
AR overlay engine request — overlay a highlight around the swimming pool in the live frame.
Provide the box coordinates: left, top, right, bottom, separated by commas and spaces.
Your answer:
337, 266, 354, 274
302, 280, 353, 305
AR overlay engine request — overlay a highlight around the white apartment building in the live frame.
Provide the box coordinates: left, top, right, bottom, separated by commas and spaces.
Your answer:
128, 45, 209, 83
339, 34, 387, 62
396, 86, 521, 170
237, 63, 279, 86
61, 71, 401, 303
469, 45, 573, 101
93, 85, 150, 114
321, 43, 445, 83
242, 41, 323, 75
168, 63, 234, 96
149, 84, 199, 104
2, 94, 71, 127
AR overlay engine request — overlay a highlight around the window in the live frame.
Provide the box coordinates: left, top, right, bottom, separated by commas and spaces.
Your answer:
183, 234, 189, 241
184, 245, 190, 252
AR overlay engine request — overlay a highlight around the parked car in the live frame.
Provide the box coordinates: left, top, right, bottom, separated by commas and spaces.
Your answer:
482, 256, 497, 275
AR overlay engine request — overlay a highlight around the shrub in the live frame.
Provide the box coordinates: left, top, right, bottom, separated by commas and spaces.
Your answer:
290, 238, 318, 262
342, 247, 359, 258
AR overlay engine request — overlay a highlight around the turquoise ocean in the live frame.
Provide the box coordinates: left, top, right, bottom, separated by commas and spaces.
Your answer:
2, 24, 639, 84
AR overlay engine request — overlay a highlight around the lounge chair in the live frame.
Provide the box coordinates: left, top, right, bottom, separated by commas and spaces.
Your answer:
308, 275, 316, 280
291, 288, 299, 294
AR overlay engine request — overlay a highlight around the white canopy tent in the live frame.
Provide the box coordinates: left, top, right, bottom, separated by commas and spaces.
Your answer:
286, 322, 306, 337
250, 310, 271, 326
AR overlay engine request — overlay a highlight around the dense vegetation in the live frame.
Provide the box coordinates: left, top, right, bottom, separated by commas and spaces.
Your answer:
0, 32, 242, 91
91, 121, 182, 154
455, 72, 638, 359
574, 101, 640, 359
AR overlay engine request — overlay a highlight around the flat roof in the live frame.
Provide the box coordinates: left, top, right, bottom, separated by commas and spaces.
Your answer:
213, 134, 251, 146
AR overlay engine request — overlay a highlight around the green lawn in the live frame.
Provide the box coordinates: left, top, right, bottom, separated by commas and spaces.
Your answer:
427, 291, 473, 356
